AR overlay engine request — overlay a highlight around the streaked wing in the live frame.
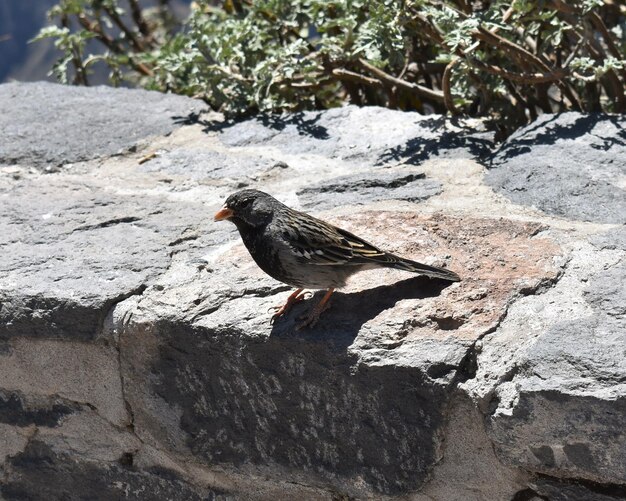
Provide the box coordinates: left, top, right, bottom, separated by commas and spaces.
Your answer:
280, 208, 390, 266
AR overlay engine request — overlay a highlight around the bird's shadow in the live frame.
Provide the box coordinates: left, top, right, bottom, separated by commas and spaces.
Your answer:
269, 276, 451, 351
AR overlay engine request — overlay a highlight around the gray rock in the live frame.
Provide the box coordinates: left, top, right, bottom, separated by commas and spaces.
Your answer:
217, 107, 494, 165
591, 225, 626, 251
0, 82, 206, 168
466, 247, 626, 485
489, 389, 626, 483
531, 476, 626, 501
0, 169, 229, 341
2, 441, 224, 501
486, 113, 626, 224
138, 149, 274, 183
1, 82, 625, 499
0, 390, 79, 428
297, 168, 442, 210
118, 212, 559, 496
0, 179, 169, 340
0, 338, 130, 427
584, 262, 626, 319
122, 315, 449, 495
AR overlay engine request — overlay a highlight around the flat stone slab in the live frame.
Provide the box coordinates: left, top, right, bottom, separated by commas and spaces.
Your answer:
0, 82, 206, 169
297, 168, 442, 210
0, 82, 624, 500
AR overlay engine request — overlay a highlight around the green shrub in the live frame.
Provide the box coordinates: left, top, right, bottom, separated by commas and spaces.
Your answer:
35, 0, 625, 134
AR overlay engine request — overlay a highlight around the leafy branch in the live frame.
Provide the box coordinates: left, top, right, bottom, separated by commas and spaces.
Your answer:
36, 0, 626, 136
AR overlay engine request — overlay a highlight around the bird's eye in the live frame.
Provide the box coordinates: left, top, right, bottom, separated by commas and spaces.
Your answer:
241, 199, 252, 208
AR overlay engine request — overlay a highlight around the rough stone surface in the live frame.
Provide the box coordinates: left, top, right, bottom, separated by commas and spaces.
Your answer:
0, 166, 229, 341
0, 82, 206, 169
0, 82, 624, 500
215, 108, 494, 166
2, 441, 222, 501
297, 168, 442, 210
126, 320, 447, 494
0, 339, 128, 426
0, 390, 79, 428
531, 476, 626, 501
486, 112, 626, 224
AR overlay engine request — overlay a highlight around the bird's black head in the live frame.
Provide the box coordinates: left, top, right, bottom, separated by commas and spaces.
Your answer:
214, 189, 277, 228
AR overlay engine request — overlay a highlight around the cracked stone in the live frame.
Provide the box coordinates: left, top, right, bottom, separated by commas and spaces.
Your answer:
297, 168, 442, 210
464, 243, 626, 485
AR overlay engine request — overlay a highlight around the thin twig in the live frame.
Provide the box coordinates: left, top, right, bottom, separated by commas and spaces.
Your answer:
357, 58, 445, 103
474, 28, 550, 72
470, 58, 568, 84
442, 58, 460, 114
103, 5, 145, 52
474, 27, 581, 108
128, 0, 151, 38
332, 68, 384, 88
77, 13, 154, 76
61, 15, 89, 85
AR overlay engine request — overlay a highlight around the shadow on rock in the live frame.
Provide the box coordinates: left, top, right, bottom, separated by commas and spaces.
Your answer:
269, 275, 451, 351
492, 113, 626, 165
172, 111, 330, 140
377, 116, 495, 165
255, 112, 330, 139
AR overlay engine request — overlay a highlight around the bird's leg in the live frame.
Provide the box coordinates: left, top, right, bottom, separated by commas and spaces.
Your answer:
270, 288, 306, 324
297, 288, 335, 330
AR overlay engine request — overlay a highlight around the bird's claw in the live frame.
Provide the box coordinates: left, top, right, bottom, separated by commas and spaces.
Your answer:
269, 309, 285, 325
268, 290, 309, 325
268, 305, 283, 326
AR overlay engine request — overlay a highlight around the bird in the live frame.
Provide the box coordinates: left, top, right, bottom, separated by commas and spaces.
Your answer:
214, 189, 460, 329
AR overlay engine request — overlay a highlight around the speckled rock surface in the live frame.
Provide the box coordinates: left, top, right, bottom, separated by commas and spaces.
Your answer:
1, 82, 624, 500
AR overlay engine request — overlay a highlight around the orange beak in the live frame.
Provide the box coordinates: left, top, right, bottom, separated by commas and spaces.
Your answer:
214, 206, 234, 221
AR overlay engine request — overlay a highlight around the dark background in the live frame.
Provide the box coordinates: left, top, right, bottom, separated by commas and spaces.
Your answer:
0, 0, 190, 84
0, 0, 59, 83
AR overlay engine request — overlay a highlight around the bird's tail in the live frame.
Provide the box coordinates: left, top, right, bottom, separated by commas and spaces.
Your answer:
387, 255, 461, 282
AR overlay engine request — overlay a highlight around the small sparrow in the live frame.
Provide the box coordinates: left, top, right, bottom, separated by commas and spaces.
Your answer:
215, 189, 460, 328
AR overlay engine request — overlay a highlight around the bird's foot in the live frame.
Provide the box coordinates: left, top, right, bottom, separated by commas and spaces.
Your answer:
296, 288, 335, 330
269, 288, 307, 324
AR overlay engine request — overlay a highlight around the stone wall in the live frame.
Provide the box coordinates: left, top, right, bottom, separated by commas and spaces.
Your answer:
1, 82, 624, 500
